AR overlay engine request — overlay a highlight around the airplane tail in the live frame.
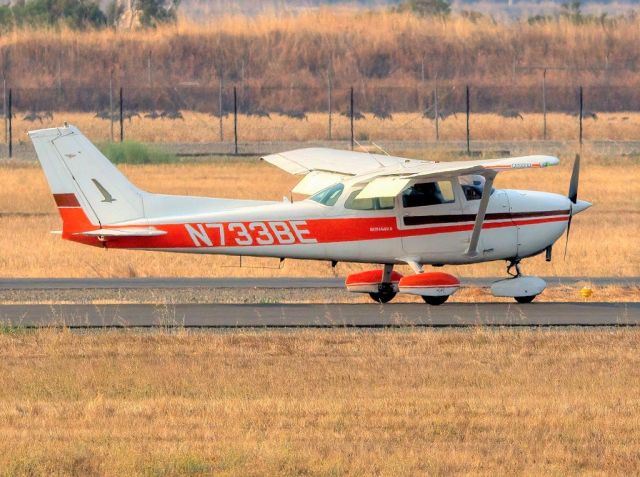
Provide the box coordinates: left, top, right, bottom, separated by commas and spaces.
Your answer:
29, 125, 146, 235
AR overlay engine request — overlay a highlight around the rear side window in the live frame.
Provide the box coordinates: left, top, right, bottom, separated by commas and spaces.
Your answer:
345, 190, 395, 210
402, 181, 455, 208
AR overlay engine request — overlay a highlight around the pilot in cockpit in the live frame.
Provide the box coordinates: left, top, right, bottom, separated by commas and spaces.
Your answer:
459, 174, 489, 201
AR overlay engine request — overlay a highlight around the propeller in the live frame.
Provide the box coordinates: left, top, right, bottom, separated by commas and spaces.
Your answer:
564, 154, 580, 259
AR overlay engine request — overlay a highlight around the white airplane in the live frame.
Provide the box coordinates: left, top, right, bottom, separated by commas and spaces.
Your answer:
30, 124, 591, 304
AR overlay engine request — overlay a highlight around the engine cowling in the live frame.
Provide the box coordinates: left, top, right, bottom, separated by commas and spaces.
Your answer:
345, 269, 403, 293
398, 272, 460, 297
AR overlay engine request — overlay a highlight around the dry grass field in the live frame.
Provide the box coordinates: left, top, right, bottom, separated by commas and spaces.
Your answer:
0, 153, 637, 279
11, 111, 640, 143
1, 329, 640, 475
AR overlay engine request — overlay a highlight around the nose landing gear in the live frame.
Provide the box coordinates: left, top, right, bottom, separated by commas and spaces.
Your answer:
491, 259, 547, 304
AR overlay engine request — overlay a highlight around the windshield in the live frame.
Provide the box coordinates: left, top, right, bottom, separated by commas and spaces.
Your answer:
309, 183, 344, 206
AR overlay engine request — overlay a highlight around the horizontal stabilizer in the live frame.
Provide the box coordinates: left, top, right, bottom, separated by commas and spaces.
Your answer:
74, 228, 167, 238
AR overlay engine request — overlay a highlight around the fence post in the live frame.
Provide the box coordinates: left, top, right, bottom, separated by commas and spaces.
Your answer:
219, 74, 223, 142
3, 77, 6, 148
109, 71, 114, 142
147, 50, 152, 88
233, 86, 238, 155
119, 87, 124, 142
327, 60, 332, 140
434, 74, 439, 141
465, 85, 470, 155
350, 86, 354, 151
7, 88, 11, 159
579, 86, 583, 149
542, 68, 547, 140
57, 54, 62, 98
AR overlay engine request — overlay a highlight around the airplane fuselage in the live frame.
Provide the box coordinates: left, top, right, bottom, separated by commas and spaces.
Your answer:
60, 187, 577, 266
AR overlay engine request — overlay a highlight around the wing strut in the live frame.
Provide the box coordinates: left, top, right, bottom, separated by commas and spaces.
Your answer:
465, 172, 496, 257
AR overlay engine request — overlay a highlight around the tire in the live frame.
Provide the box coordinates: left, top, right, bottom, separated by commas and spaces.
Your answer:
514, 295, 536, 304
369, 291, 397, 304
422, 295, 449, 306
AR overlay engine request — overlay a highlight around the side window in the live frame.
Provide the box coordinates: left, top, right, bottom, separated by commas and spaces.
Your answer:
309, 183, 344, 206
345, 190, 395, 210
402, 181, 455, 208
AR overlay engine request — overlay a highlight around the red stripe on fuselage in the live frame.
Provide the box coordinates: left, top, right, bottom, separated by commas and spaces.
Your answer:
78, 214, 568, 250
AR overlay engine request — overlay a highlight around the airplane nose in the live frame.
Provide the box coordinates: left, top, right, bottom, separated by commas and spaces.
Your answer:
572, 199, 592, 215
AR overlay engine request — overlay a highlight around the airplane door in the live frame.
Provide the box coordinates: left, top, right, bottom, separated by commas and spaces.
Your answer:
399, 179, 465, 257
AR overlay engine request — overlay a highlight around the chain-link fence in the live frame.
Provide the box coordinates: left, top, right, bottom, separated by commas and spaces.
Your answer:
3, 81, 640, 156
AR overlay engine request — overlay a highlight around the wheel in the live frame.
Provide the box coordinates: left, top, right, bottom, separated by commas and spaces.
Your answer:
369, 291, 397, 304
514, 295, 536, 304
422, 295, 449, 306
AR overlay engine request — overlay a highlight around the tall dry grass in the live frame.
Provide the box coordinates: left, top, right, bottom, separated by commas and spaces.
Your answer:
1, 329, 640, 474
0, 154, 637, 278
3, 11, 640, 111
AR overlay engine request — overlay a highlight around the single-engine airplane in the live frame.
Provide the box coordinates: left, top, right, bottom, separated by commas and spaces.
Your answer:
30, 124, 591, 304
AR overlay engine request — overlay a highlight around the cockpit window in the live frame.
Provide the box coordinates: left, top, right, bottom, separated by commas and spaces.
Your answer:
309, 183, 344, 206
402, 181, 455, 208
345, 190, 395, 210
459, 175, 494, 201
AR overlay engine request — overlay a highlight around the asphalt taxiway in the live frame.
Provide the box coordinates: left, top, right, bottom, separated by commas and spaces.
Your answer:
0, 302, 637, 328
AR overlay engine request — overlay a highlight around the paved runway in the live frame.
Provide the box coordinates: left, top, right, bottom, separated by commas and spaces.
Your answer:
0, 302, 638, 328
1, 276, 637, 290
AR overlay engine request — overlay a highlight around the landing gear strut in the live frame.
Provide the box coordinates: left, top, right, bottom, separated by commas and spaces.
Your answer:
507, 259, 522, 278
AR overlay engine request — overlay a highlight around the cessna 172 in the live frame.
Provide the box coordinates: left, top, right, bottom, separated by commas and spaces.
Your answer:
30, 124, 591, 304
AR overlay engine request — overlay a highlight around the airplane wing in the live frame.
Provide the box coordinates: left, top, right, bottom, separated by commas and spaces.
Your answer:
261, 148, 426, 175
261, 147, 427, 195
355, 155, 559, 199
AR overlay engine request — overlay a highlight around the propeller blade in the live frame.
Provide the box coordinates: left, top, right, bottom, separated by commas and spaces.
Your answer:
564, 155, 580, 259
568, 154, 580, 204
564, 206, 573, 260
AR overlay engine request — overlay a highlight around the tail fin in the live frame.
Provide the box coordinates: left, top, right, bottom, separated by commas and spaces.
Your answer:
29, 125, 145, 233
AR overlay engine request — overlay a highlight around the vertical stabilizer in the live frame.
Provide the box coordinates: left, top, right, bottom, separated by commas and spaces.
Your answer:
29, 125, 146, 230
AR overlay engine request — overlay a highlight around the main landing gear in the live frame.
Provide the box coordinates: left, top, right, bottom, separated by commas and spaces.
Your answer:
344, 265, 460, 305
490, 259, 547, 304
